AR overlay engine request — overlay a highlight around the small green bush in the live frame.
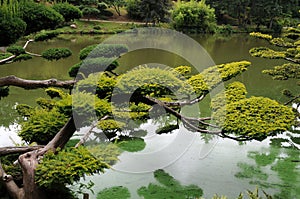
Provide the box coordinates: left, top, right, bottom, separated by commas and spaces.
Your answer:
52, 2, 82, 22
126, 0, 143, 20
6, 45, 25, 55
13, 54, 32, 62
34, 30, 60, 41
42, 48, 72, 61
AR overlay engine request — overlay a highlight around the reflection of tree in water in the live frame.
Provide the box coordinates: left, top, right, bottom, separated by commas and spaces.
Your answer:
96, 169, 203, 199
235, 132, 300, 198
138, 169, 203, 199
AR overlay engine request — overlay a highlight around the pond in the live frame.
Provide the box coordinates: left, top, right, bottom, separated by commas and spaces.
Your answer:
0, 32, 299, 199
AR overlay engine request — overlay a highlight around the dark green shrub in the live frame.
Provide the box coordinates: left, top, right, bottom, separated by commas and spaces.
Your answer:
6, 45, 25, 55
52, 2, 82, 22
171, 0, 217, 33
126, 0, 143, 20
21, 1, 64, 34
79, 44, 128, 60
0, 52, 13, 60
42, 48, 72, 61
34, 30, 60, 41
13, 54, 33, 62
97, 2, 108, 10
82, 7, 100, 20
0, 16, 26, 46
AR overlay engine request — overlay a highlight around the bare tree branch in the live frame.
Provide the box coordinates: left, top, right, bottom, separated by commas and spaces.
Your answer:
0, 146, 44, 156
0, 75, 76, 89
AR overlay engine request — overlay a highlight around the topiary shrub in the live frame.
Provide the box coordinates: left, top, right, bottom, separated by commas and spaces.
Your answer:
34, 30, 60, 41
52, 2, 82, 22
13, 54, 32, 62
42, 48, 72, 61
6, 45, 25, 55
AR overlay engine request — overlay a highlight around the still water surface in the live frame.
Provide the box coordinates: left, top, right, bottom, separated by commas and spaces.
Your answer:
0, 33, 299, 198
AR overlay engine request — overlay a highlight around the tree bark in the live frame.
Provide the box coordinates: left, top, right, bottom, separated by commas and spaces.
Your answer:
0, 75, 76, 89
0, 146, 44, 156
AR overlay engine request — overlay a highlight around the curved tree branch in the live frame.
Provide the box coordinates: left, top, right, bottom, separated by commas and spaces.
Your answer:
0, 146, 44, 156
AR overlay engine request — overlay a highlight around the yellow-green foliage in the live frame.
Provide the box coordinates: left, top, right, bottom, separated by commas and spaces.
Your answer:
97, 119, 125, 132
72, 92, 112, 123
250, 32, 272, 40
86, 143, 120, 165
75, 73, 117, 99
211, 81, 247, 111
214, 96, 295, 140
188, 61, 250, 96
35, 146, 109, 188
173, 65, 192, 76
45, 88, 67, 99
249, 47, 286, 59
18, 108, 68, 144
270, 38, 294, 47
262, 63, 300, 80
116, 66, 193, 97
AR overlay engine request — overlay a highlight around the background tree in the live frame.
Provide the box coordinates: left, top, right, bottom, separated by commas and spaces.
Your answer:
0, 0, 26, 46
171, 0, 217, 33
52, 2, 82, 22
102, 0, 126, 16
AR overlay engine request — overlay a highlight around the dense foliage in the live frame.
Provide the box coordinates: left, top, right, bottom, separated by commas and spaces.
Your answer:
35, 146, 109, 188
42, 48, 72, 61
172, 0, 217, 32
20, 1, 64, 34
52, 2, 82, 22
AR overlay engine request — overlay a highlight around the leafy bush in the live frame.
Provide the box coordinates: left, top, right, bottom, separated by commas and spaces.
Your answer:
82, 7, 100, 20
6, 45, 25, 55
171, 0, 217, 33
35, 146, 108, 188
13, 54, 32, 62
20, 1, 64, 33
0, 52, 13, 60
126, 0, 143, 20
18, 108, 68, 144
69, 58, 119, 77
52, 2, 82, 22
34, 30, 60, 41
42, 48, 72, 61
0, 16, 26, 46
79, 44, 128, 60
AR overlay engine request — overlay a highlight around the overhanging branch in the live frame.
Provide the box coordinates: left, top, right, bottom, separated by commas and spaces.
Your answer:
0, 75, 76, 89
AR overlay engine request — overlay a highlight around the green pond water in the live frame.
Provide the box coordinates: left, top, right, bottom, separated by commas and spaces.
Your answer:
0, 33, 299, 199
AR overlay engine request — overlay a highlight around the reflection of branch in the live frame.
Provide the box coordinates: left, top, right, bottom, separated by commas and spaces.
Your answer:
284, 94, 300, 106
146, 96, 222, 135
0, 75, 76, 89
220, 132, 252, 141
75, 116, 109, 148
162, 94, 206, 106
